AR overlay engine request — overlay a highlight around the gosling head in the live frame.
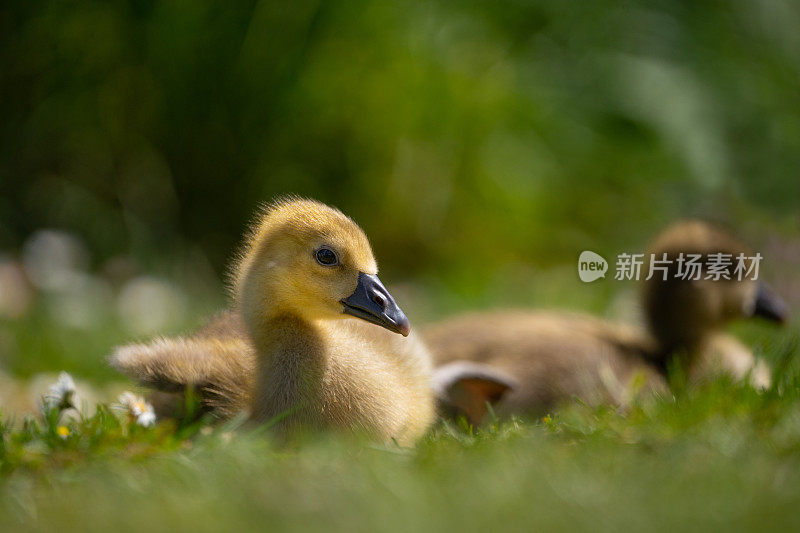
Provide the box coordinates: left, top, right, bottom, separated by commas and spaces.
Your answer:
233, 197, 411, 337
642, 220, 788, 352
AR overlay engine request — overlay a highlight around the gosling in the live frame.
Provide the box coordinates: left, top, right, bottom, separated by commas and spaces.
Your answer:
111, 198, 435, 445
427, 220, 788, 425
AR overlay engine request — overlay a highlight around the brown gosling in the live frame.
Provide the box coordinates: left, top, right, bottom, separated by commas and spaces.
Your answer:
427, 220, 788, 425
111, 198, 435, 445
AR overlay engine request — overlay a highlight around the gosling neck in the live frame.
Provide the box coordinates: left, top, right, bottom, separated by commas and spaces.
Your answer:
646, 315, 720, 377
247, 309, 328, 425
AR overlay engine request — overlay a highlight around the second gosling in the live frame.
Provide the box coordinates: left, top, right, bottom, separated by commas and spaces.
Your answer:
427, 220, 789, 424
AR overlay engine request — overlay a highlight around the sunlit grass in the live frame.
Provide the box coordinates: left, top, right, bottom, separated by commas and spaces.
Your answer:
3, 352, 800, 531
1, 268, 798, 531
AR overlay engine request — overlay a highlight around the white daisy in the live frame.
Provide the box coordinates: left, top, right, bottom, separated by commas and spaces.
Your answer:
42, 372, 79, 412
116, 391, 157, 427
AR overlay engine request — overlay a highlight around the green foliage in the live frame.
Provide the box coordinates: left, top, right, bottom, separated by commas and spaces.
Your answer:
2, 0, 799, 281
4, 365, 800, 530
0, 400, 199, 476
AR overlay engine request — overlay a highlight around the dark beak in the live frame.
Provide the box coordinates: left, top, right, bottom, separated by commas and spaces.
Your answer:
753, 282, 789, 324
341, 273, 411, 336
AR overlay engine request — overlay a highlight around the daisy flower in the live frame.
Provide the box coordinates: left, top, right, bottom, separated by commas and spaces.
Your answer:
42, 372, 80, 412
116, 391, 157, 427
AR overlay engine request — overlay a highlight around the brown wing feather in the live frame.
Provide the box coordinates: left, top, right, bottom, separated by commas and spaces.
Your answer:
108, 311, 257, 419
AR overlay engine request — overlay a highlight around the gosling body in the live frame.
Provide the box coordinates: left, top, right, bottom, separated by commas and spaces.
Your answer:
427, 311, 667, 422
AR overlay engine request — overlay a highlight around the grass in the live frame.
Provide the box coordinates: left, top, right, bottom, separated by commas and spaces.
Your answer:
2, 344, 800, 531
1, 283, 799, 532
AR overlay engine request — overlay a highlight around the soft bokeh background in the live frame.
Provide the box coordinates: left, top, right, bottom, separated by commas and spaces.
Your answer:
1, 0, 799, 383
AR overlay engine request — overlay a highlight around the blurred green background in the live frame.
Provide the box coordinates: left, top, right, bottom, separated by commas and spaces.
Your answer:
0, 0, 798, 381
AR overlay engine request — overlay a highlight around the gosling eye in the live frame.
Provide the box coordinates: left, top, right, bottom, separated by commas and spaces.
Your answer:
315, 247, 339, 267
